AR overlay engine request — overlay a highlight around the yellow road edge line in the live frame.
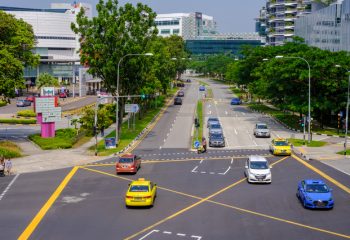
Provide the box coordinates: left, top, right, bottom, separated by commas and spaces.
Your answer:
292, 154, 350, 194
18, 166, 80, 240
82, 158, 350, 239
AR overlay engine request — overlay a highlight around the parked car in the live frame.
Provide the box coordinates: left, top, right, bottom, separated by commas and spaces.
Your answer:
230, 97, 242, 105
207, 117, 220, 128
254, 123, 271, 138
25, 95, 35, 102
186, 79, 192, 82
297, 179, 334, 209
16, 99, 31, 107
116, 154, 141, 174
177, 90, 185, 97
208, 122, 223, 134
209, 132, 225, 147
199, 85, 206, 91
244, 155, 272, 183
174, 97, 182, 105
177, 82, 185, 87
59, 92, 68, 98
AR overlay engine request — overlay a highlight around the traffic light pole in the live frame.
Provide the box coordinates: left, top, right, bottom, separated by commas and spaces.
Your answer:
303, 116, 306, 145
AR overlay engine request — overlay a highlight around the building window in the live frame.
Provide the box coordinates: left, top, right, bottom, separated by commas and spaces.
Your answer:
172, 29, 180, 34
35, 36, 76, 40
161, 29, 171, 34
155, 20, 179, 26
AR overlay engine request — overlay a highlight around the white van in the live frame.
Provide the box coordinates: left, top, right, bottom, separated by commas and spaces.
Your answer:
244, 156, 272, 183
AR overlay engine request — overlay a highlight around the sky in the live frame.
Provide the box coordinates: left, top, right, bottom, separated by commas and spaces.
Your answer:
0, 0, 266, 33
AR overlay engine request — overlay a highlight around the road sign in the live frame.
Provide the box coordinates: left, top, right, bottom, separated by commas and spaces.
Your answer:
41, 87, 55, 96
42, 112, 61, 122
194, 140, 200, 149
125, 104, 140, 113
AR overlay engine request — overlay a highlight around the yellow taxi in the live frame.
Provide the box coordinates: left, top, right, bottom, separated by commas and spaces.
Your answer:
125, 178, 157, 207
270, 138, 291, 156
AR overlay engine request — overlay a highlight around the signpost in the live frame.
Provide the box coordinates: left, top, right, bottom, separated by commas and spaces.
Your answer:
125, 104, 140, 130
194, 140, 200, 149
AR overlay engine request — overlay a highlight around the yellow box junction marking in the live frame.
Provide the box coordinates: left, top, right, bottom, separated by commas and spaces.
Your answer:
18, 166, 80, 240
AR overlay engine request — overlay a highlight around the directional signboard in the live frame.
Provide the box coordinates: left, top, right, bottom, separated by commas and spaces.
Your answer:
125, 104, 140, 113
35, 97, 62, 123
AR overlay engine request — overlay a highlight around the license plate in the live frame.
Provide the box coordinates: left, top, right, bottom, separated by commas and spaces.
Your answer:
122, 165, 128, 168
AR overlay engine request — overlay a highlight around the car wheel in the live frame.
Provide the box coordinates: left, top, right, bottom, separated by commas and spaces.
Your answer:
302, 198, 307, 208
296, 192, 300, 199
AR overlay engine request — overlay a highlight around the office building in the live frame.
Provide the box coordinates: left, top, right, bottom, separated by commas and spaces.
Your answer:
155, 12, 217, 40
295, 0, 350, 52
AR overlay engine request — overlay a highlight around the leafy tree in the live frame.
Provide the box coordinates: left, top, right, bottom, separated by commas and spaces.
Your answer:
71, 0, 158, 133
0, 11, 39, 101
36, 73, 59, 88
79, 104, 114, 136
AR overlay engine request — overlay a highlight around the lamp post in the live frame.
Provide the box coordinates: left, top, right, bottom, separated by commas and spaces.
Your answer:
335, 65, 350, 157
275, 55, 311, 143
115, 53, 153, 146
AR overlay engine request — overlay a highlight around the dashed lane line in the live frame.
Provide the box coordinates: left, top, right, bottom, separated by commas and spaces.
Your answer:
0, 174, 20, 201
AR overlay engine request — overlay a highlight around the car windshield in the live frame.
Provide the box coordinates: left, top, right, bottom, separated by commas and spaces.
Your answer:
211, 134, 223, 139
274, 141, 288, 146
305, 184, 329, 193
250, 161, 268, 169
257, 125, 267, 129
232, 98, 240, 101
129, 185, 149, 192
208, 118, 219, 122
119, 158, 133, 163
210, 124, 221, 129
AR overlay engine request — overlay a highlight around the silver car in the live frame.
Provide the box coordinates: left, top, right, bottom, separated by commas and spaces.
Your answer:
209, 123, 223, 134
254, 123, 270, 138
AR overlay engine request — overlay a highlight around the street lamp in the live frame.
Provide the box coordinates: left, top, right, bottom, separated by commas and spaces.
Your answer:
115, 52, 153, 146
335, 64, 350, 157
275, 55, 312, 143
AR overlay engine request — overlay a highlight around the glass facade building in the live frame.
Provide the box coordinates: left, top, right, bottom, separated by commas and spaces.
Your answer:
295, 0, 350, 52
186, 39, 263, 55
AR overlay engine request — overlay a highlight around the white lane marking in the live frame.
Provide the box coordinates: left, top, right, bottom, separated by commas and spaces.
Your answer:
191, 236, 202, 240
0, 174, 20, 201
177, 233, 186, 237
191, 166, 198, 173
163, 231, 172, 234
253, 140, 258, 146
163, 139, 166, 142
167, 133, 169, 136
231, 158, 234, 164
139, 229, 160, 240
209, 172, 215, 174
199, 159, 203, 164
234, 128, 238, 135
208, 110, 212, 115
208, 104, 211, 108
242, 112, 246, 116
225, 111, 228, 115
200, 171, 206, 174
218, 166, 231, 175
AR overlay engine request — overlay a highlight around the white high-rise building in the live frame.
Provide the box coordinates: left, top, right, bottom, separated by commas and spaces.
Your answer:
155, 12, 218, 40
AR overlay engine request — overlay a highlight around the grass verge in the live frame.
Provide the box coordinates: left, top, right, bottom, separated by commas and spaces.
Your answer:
288, 138, 327, 147
91, 102, 167, 156
337, 149, 350, 155
199, 80, 209, 86
192, 100, 203, 148
206, 88, 213, 99
0, 118, 37, 124
0, 141, 22, 158
17, 110, 36, 117
29, 128, 85, 150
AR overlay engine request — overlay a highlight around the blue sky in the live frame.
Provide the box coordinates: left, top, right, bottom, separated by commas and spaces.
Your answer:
0, 0, 266, 33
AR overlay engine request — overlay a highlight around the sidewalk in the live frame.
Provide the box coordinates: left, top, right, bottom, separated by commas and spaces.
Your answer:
293, 142, 350, 175
11, 123, 117, 174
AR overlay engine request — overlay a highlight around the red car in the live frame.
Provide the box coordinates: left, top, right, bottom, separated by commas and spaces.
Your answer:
116, 154, 141, 174
25, 95, 35, 102
59, 92, 67, 98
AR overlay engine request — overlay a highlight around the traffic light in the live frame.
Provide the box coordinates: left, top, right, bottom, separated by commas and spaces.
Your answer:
299, 118, 304, 127
195, 118, 200, 128
141, 94, 146, 100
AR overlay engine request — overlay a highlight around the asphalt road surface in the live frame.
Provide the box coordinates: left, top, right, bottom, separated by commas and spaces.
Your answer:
1, 78, 350, 239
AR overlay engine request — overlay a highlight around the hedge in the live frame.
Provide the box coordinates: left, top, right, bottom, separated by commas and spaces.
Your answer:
0, 101, 7, 107
0, 118, 37, 124
17, 110, 36, 117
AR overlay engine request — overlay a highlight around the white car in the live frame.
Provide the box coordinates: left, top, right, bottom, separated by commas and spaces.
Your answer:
244, 156, 272, 183
253, 123, 271, 138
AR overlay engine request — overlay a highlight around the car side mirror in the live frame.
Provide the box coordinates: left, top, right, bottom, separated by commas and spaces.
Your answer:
329, 188, 333, 192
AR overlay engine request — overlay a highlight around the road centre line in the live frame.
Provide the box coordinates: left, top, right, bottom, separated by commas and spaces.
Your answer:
0, 174, 20, 201
18, 166, 80, 240
82, 157, 350, 240
292, 154, 350, 194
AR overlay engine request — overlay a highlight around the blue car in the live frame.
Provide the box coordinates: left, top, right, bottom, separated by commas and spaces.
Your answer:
230, 97, 241, 105
297, 179, 334, 209
199, 85, 205, 91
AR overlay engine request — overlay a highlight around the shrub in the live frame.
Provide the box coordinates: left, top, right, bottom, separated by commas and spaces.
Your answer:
0, 100, 7, 107
29, 128, 78, 150
0, 119, 37, 124
17, 110, 36, 117
0, 141, 22, 158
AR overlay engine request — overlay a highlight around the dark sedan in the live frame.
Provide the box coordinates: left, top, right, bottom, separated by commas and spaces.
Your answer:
174, 97, 182, 105
209, 133, 225, 147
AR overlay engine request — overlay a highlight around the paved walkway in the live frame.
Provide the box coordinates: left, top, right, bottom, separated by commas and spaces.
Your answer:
11, 124, 117, 174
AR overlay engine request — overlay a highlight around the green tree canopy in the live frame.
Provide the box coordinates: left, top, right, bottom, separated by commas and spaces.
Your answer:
36, 73, 59, 89
0, 11, 39, 100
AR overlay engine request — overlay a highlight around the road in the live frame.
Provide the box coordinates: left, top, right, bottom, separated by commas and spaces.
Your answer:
0, 78, 349, 239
